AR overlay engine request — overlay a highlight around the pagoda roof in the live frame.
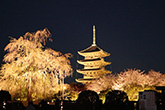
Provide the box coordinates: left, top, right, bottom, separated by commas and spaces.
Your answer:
77, 68, 102, 71
78, 45, 110, 57
79, 45, 101, 53
77, 68, 112, 74
77, 78, 97, 81
78, 58, 101, 62
75, 78, 98, 83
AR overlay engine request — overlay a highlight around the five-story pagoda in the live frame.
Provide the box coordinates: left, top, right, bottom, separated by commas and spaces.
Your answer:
76, 25, 111, 84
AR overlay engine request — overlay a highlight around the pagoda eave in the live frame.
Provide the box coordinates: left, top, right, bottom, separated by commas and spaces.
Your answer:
78, 51, 110, 57
77, 59, 111, 66
76, 69, 111, 75
76, 78, 98, 84
77, 68, 102, 72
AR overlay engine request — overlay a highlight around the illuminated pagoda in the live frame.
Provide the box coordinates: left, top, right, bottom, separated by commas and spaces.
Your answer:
76, 25, 111, 84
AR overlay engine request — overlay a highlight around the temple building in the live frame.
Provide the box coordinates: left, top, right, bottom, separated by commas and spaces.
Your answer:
76, 25, 111, 84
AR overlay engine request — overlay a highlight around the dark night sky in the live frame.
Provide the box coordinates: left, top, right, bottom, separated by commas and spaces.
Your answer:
0, 0, 165, 83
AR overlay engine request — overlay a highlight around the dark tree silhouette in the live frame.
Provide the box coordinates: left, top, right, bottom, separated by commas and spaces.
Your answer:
76, 90, 101, 110
0, 90, 11, 109
104, 90, 128, 110
0, 90, 11, 103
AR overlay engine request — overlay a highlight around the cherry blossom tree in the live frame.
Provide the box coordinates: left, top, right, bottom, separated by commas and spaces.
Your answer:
86, 74, 116, 93
85, 74, 116, 103
147, 70, 165, 86
0, 28, 73, 101
86, 69, 165, 101
113, 69, 159, 101
113, 69, 147, 90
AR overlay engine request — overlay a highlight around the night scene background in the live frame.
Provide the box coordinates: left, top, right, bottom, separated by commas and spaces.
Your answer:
1, 0, 165, 83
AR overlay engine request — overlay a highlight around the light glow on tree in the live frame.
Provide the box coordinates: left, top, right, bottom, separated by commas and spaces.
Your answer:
86, 69, 165, 101
0, 28, 73, 101
86, 74, 115, 93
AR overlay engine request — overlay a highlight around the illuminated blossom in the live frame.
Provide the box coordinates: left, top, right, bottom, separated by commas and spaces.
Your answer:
113, 69, 164, 101
86, 69, 165, 101
146, 70, 165, 86
0, 28, 73, 101
86, 74, 116, 93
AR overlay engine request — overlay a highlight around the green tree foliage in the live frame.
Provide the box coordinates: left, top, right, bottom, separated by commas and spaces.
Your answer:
98, 89, 111, 104
0, 28, 73, 101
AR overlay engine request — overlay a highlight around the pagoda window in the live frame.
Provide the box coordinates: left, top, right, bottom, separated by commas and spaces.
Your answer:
85, 57, 89, 59
94, 56, 98, 59
84, 75, 87, 77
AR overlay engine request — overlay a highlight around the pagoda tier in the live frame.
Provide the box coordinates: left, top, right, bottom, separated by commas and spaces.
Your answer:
75, 78, 99, 84
77, 58, 111, 69
78, 45, 110, 58
76, 25, 111, 84
77, 67, 111, 77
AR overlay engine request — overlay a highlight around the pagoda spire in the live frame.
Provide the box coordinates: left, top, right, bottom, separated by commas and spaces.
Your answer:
92, 25, 96, 46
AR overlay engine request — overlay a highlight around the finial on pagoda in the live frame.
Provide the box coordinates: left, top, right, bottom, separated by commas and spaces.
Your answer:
92, 25, 96, 46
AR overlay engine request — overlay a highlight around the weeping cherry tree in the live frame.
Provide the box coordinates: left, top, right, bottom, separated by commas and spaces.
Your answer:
0, 28, 73, 101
